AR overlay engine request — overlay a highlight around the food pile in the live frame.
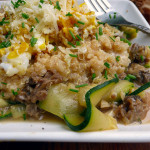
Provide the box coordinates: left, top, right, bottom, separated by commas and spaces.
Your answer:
0, 0, 150, 131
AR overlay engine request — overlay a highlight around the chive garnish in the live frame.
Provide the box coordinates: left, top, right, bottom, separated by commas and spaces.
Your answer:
69, 54, 78, 57
75, 84, 88, 88
97, 21, 105, 25
76, 41, 81, 46
76, 35, 82, 41
0, 41, 11, 49
95, 33, 98, 40
54, 1, 61, 11
99, 27, 103, 36
140, 55, 144, 62
0, 18, 10, 26
54, 46, 57, 51
114, 12, 117, 19
116, 56, 120, 62
1, 82, 7, 85
77, 21, 85, 25
35, 17, 39, 23
114, 73, 119, 82
40, 0, 44, 3
66, 12, 73, 16
92, 73, 96, 80
69, 89, 79, 93
30, 26, 35, 32
30, 36, 38, 47
120, 38, 131, 46
38, 4, 42, 8
11, 0, 26, 9
127, 74, 136, 80
68, 42, 76, 48
109, 14, 112, 19
22, 13, 29, 19
104, 62, 110, 68
23, 114, 26, 120
22, 22, 25, 28
69, 30, 76, 40
10, 34, 14, 40
74, 24, 79, 28
109, 36, 115, 42
11, 89, 18, 96
104, 70, 108, 79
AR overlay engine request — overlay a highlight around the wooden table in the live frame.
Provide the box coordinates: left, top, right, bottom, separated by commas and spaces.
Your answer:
0, 142, 150, 150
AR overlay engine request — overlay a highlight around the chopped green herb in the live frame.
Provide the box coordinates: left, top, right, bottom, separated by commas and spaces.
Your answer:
23, 113, 26, 120
137, 118, 142, 124
11, 89, 18, 96
5, 31, 11, 39
116, 56, 120, 62
54, 46, 57, 51
114, 12, 116, 19
114, 73, 119, 82
1, 92, 4, 97
30, 25, 35, 33
38, 4, 42, 8
69, 89, 79, 93
0, 18, 10, 26
104, 70, 108, 79
69, 54, 78, 57
22, 22, 25, 28
109, 14, 112, 19
97, 21, 105, 25
76, 35, 82, 41
30, 36, 38, 47
149, 46, 150, 49
68, 42, 76, 48
35, 17, 39, 23
76, 41, 81, 46
40, 0, 44, 3
75, 84, 88, 88
22, 13, 29, 19
1, 82, 7, 85
95, 33, 98, 40
74, 24, 79, 28
77, 21, 85, 25
140, 55, 144, 62
124, 76, 130, 81
49, 0, 52, 5
104, 62, 110, 68
0, 41, 11, 49
0, 113, 12, 120
99, 27, 103, 36
54, 1, 61, 11
120, 38, 131, 46
69, 30, 76, 40
109, 36, 115, 42
11, 0, 26, 9
66, 12, 73, 16
127, 74, 136, 80
92, 73, 96, 80
10, 34, 14, 40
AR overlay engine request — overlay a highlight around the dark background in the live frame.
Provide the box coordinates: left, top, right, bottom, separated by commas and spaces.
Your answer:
0, 0, 150, 149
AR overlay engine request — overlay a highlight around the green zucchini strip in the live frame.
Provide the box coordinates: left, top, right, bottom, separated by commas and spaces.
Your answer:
64, 78, 119, 131
129, 82, 150, 96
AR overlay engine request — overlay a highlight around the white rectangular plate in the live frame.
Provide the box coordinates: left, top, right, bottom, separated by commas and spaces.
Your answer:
0, 0, 150, 142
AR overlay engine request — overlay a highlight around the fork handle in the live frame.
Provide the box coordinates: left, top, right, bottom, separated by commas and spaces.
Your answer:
118, 22, 150, 34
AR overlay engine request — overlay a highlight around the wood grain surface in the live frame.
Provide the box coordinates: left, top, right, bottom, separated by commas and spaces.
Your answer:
0, 142, 150, 150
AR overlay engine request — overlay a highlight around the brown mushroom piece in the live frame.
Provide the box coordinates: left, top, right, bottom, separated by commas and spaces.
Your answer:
114, 95, 149, 124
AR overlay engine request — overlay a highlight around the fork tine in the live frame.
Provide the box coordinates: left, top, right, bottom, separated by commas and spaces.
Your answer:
96, 0, 107, 12
102, 0, 111, 8
91, 0, 104, 12
84, 0, 97, 12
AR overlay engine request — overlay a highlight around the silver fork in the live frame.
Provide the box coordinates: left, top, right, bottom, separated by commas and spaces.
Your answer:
84, 0, 150, 34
